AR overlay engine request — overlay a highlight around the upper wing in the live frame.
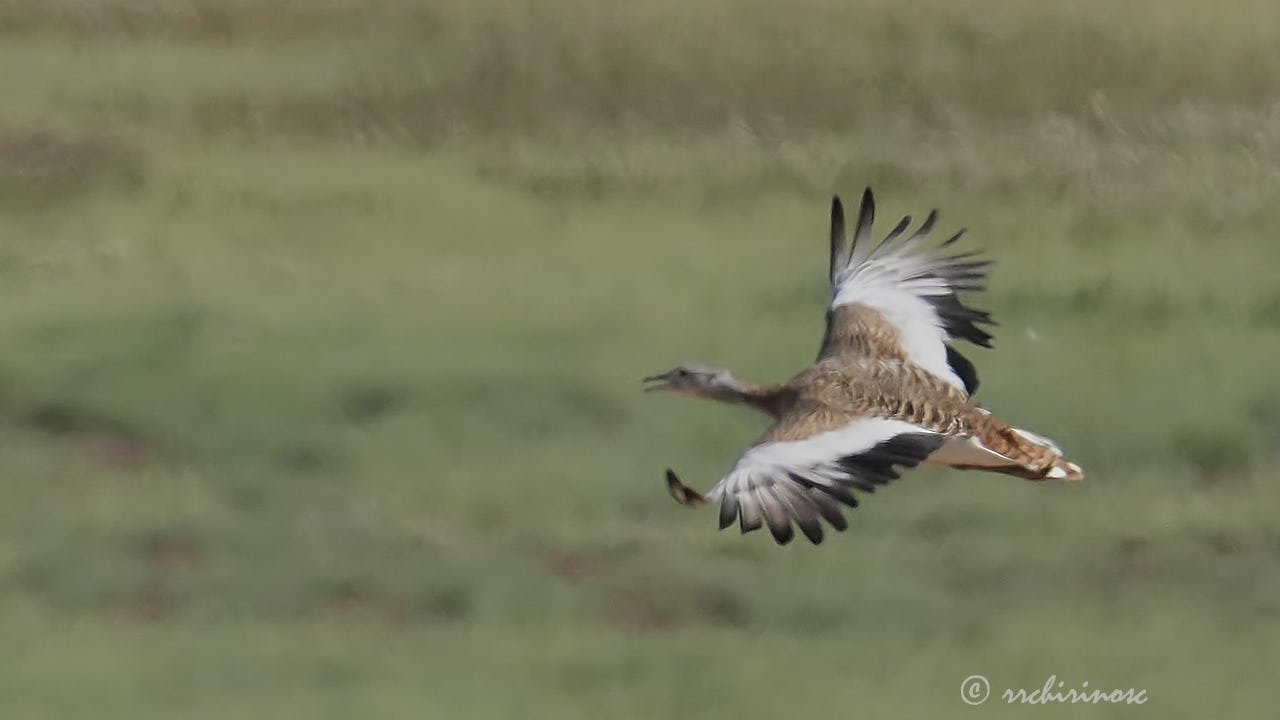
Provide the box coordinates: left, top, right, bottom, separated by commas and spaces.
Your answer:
818, 189, 994, 395
703, 416, 944, 545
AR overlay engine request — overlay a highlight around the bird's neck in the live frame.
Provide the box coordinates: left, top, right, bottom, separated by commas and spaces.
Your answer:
706, 378, 795, 419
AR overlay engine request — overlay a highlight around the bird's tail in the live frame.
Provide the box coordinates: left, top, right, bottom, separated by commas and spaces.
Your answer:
926, 425, 1085, 481
1044, 456, 1085, 481
1010, 427, 1085, 481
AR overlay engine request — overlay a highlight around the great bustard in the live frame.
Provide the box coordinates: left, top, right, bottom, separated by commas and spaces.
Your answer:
644, 189, 1083, 545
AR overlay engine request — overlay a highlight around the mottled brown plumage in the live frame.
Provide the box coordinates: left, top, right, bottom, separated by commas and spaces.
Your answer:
750, 357, 1063, 479
817, 305, 910, 362
646, 189, 1084, 545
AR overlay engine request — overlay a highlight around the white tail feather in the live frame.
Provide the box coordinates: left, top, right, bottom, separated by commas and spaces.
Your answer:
1011, 427, 1064, 455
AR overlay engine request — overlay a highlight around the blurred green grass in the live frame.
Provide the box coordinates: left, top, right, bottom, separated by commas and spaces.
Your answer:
1, 0, 1278, 717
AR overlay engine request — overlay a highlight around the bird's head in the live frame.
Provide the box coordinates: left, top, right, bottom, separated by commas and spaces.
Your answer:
642, 363, 741, 400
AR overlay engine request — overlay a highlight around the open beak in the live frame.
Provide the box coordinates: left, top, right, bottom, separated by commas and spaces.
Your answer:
642, 372, 673, 393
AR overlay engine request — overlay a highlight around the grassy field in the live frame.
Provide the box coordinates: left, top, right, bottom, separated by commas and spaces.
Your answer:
2, 1, 1279, 717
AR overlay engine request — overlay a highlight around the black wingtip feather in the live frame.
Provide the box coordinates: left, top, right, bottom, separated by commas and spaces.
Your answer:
824, 484, 859, 509
946, 345, 981, 395
770, 522, 794, 545
918, 209, 938, 236
829, 196, 846, 283
718, 494, 738, 530
799, 523, 824, 545
854, 188, 876, 246
875, 215, 912, 254
807, 491, 849, 532
780, 478, 826, 545
889, 215, 911, 238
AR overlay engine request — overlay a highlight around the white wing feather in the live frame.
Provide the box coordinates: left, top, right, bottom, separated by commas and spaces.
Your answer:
827, 190, 994, 394
705, 417, 944, 544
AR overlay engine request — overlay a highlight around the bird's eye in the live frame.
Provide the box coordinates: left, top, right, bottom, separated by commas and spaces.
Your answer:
675, 368, 690, 378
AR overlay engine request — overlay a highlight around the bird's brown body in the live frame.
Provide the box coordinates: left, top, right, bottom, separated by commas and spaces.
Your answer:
734, 356, 1064, 480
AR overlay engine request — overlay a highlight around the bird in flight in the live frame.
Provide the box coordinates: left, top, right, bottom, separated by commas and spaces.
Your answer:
644, 189, 1083, 545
